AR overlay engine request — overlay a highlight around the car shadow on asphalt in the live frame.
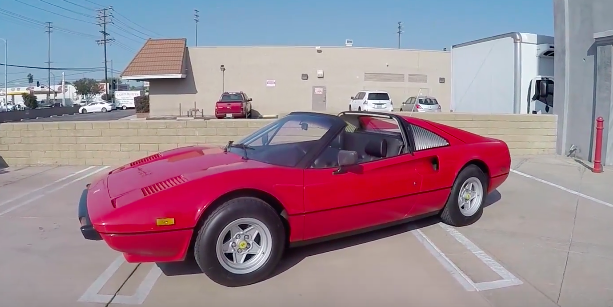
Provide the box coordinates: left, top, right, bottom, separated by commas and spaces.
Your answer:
157, 189, 502, 280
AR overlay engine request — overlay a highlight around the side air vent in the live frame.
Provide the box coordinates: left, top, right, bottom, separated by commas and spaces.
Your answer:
142, 176, 187, 197
130, 154, 162, 167
411, 124, 449, 151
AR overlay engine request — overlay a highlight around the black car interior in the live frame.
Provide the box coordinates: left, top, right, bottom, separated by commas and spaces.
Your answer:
311, 125, 405, 169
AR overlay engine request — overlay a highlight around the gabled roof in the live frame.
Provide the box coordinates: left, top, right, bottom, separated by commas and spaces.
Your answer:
121, 38, 187, 80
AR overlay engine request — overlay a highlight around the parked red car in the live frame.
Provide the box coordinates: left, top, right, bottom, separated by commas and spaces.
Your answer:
78, 111, 511, 287
215, 91, 253, 119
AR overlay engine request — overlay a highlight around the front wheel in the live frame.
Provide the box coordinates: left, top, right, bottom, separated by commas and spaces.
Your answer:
122, 105, 127, 110
101, 108, 108, 113
440, 165, 488, 227
194, 197, 286, 287
80, 109, 87, 114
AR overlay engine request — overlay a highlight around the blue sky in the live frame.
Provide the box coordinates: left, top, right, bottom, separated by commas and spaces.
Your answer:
0, 0, 553, 87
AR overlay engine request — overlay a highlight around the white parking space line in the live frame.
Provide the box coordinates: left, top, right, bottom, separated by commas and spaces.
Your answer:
438, 224, 523, 291
510, 169, 613, 209
0, 166, 110, 216
413, 224, 523, 292
0, 166, 96, 208
78, 255, 163, 305
412, 229, 477, 291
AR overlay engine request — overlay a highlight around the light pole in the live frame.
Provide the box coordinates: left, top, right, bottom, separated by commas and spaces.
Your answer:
0, 38, 7, 106
220, 64, 226, 92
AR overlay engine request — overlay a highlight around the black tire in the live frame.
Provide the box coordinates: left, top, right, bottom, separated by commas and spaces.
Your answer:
349, 105, 352, 111
440, 165, 488, 227
400, 108, 403, 111
101, 108, 107, 113
122, 105, 127, 110
194, 197, 286, 287
358, 106, 362, 111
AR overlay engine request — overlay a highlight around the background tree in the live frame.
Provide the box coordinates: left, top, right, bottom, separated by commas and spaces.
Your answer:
101, 93, 114, 101
74, 78, 101, 102
21, 93, 38, 109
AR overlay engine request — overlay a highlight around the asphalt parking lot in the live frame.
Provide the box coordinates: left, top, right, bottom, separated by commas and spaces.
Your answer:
21, 109, 136, 122
0, 155, 611, 307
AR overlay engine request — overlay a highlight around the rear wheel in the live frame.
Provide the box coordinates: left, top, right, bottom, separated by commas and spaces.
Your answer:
101, 108, 108, 113
122, 105, 127, 110
194, 197, 286, 287
440, 165, 488, 226
358, 106, 362, 111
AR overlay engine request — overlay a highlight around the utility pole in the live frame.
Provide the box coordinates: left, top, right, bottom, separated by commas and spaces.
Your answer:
61, 72, 65, 107
397, 22, 403, 49
194, 9, 199, 46
45, 22, 52, 102
0, 38, 7, 107
96, 8, 114, 98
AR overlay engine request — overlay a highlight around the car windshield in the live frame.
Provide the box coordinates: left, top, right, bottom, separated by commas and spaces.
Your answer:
230, 113, 340, 167
220, 93, 243, 101
367, 93, 390, 100
418, 98, 438, 105
368, 93, 390, 100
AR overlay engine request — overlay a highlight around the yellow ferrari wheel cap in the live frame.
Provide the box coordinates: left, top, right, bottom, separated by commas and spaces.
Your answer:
238, 241, 248, 249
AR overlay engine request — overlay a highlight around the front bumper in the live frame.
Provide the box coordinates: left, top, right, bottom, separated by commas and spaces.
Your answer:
77, 187, 103, 241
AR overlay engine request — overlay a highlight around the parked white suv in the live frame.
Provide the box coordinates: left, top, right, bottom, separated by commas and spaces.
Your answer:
349, 90, 394, 112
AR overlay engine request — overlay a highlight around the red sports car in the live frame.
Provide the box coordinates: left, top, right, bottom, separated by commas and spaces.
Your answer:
78, 111, 511, 287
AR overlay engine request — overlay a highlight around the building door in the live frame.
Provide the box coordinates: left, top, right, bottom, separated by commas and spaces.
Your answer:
312, 86, 327, 111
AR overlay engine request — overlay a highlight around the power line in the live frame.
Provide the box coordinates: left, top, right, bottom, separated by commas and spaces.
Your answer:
61, 0, 97, 11
96, 7, 114, 98
0, 8, 96, 39
113, 23, 147, 40
110, 6, 158, 38
13, 0, 95, 24
38, 0, 96, 18
83, 0, 103, 8
0, 63, 109, 71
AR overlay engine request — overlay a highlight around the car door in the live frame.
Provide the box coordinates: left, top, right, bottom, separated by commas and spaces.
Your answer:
303, 150, 424, 240
243, 93, 252, 112
350, 92, 360, 110
302, 116, 424, 240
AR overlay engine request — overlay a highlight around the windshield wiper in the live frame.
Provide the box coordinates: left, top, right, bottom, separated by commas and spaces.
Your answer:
224, 141, 255, 160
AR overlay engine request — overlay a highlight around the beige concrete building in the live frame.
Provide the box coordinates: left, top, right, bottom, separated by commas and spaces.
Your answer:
121, 39, 451, 117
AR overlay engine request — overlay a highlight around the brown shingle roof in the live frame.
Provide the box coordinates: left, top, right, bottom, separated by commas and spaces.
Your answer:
121, 38, 187, 78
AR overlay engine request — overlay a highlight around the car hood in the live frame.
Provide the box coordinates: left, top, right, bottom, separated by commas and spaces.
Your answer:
105, 145, 256, 198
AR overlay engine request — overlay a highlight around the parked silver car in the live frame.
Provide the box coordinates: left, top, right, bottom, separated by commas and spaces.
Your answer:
400, 95, 441, 112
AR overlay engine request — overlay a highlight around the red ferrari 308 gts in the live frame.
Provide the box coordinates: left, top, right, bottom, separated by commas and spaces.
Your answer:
78, 111, 511, 287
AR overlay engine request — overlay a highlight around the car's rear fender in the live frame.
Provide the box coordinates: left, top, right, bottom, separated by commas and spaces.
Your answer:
454, 141, 511, 193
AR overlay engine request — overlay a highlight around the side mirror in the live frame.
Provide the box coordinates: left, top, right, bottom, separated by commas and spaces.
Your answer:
248, 98, 253, 102
334, 150, 358, 174
350, 96, 355, 100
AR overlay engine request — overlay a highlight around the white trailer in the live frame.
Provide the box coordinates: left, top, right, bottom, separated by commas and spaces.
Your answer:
114, 90, 143, 109
451, 32, 555, 114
